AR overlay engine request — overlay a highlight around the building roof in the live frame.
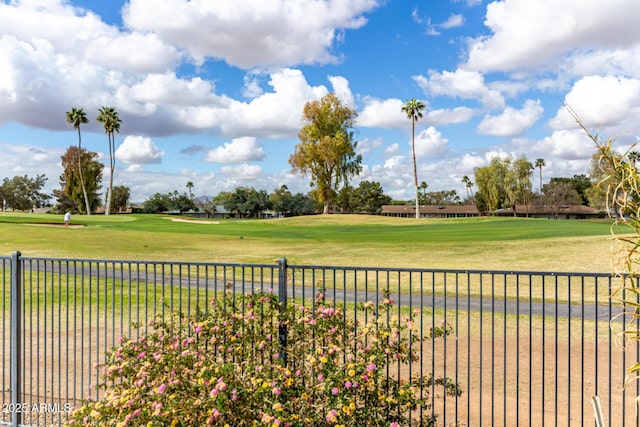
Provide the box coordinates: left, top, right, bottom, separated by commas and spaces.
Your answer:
381, 204, 601, 216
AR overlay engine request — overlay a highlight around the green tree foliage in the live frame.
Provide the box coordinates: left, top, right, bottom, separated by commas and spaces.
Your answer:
422, 190, 461, 206
0, 174, 49, 211
109, 185, 131, 213
289, 93, 362, 214
55, 146, 103, 214
352, 181, 392, 214
65, 107, 91, 215
143, 193, 172, 213
474, 157, 510, 213
513, 157, 534, 214
222, 187, 271, 218
269, 185, 317, 217
401, 98, 426, 219
143, 191, 197, 214
96, 106, 122, 215
474, 155, 533, 214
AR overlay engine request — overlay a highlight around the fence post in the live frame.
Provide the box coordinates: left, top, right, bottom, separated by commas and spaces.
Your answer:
277, 258, 288, 366
10, 251, 22, 427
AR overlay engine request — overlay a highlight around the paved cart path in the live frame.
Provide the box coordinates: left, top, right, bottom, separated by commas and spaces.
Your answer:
20, 260, 629, 322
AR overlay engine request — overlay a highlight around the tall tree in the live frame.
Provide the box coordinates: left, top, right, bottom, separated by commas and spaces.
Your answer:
352, 180, 392, 214
419, 181, 428, 204
96, 106, 122, 215
462, 175, 474, 200
534, 158, 546, 193
66, 107, 91, 215
55, 146, 103, 213
110, 185, 131, 213
289, 93, 362, 214
0, 175, 49, 211
401, 98, 426, 219
186, 181, 194, 199
514, 157, 534, 216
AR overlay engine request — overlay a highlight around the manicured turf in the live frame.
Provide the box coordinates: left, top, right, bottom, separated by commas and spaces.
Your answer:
0, 212, 622, 272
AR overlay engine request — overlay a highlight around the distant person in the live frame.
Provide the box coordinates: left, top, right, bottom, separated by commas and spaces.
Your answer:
64, 212, 71, 227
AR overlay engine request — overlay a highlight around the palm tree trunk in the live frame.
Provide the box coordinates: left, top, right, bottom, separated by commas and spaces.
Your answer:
411, 119, 419, 219
77, 128, 91, 215
106, 133, 114, 215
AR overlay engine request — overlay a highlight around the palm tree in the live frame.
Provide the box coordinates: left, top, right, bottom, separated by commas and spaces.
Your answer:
401, 98, 426, 219
419, 181, 428, 204
535, 158, 546, 193
462, 175, 474, 200
97, 106, 122, 215
65, 107, 91, 215
186, 181, 194, 199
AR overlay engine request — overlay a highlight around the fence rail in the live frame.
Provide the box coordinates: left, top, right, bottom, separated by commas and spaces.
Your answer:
2, 251, 639, 426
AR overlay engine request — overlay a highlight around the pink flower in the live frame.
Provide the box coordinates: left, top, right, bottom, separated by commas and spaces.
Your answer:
272, 387, 282, 396
345, 381, 352, 389
331, 387, 339, 395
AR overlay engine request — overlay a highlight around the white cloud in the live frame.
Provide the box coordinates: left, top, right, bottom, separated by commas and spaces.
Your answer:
357, 98, 405, 128
384, 143, 400, 157
427, 107, 476, 126
477, 99, 543, 137
440, 14, 464, 30
217, 68, 329, 138
0, 0, 179, 74
356, 137, 382, 155
205, 137, 266, 163
358, 97, 475, 129
220, 163, 264, 180
414, 126, 450, 157
242, 72, 264, 98
122, 0, 381, 68
413, 69, 505, 109
465, 0, 640, 72
115, 135, 165, 165
328, 75, 354, 108
549, 75, 640, 132
534, 130, 595, 161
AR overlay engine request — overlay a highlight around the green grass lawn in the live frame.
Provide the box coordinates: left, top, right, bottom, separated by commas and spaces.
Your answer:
0, 212, 624, 272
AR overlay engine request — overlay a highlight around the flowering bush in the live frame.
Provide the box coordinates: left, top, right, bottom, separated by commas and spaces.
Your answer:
64, 289, 460, 426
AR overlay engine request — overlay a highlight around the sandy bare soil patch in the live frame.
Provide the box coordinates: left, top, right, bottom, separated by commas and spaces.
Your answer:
170, 218, 220, 224
24, 223, 85, 229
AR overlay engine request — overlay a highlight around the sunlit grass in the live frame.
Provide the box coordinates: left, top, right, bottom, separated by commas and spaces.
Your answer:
0, 213, 620, 272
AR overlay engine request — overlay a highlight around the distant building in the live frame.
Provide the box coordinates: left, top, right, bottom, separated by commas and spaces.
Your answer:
381, 204, 601, 219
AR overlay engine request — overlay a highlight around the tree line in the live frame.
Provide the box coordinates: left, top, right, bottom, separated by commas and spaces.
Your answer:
0, 94, 612, 216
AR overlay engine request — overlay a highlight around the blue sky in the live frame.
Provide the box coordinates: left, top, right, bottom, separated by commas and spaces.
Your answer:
2, 0, 640, 203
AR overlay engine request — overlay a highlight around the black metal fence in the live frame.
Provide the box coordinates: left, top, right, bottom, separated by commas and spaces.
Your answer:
2, 251, 639, 426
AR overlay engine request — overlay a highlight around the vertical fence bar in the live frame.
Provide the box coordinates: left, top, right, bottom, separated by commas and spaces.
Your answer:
10, 251, 22, 427
277, 258, 288, 366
